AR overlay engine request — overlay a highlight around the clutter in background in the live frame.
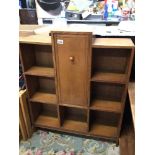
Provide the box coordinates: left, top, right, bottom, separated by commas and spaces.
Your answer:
19, 0, 135, 24
66, 0, 135, 20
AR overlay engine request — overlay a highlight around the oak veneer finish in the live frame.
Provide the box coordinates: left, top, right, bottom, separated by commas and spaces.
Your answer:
20, 32, 134, 143
52, 32, 92, 107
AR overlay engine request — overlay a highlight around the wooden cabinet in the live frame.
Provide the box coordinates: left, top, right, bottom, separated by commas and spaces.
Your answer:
20, 33, 134, 143
52, 32, 92, 107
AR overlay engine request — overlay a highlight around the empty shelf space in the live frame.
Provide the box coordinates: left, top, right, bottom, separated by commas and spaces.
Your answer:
35, 115, 59, 128
90, 124, 117, 138
24, 66, 55, 77
90, 99, 121, 113
62, 120, 87, 133
89, 110, 120, 138
60, 106, 88, 132
30, 92, 57, 104
91, 72, 127, 84
91, 82, 125, 102
20, 44, 54, 73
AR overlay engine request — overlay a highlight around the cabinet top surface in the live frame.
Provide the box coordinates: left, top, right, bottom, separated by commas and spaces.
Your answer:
92, 38, 134, 48
19, 25, 134, 48
19, 34, 51, 45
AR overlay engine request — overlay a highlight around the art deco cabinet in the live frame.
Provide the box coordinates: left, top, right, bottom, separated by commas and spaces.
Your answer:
20, 31, 134, 143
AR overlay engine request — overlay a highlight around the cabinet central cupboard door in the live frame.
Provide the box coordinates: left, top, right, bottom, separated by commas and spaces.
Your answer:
52, 32, 92, 106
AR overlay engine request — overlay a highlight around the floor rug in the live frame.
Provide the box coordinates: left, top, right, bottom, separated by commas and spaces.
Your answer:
19, 130, 120, 155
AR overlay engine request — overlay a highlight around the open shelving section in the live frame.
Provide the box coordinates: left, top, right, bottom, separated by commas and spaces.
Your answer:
59, 106, 88, 133
89, 110, 120, 138
90, 82, 125, 112
25, 75, 57, 105
31, 102, 59, 128
20, 32, 134, 143
20, 44, 54, 77
89, 38, 134, 142
20, 42, 59, 129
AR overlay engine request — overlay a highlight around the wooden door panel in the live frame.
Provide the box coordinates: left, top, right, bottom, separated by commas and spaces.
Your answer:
53, 33, 91, 106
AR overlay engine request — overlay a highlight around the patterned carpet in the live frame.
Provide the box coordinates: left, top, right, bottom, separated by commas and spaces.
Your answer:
19, 130, 120, 155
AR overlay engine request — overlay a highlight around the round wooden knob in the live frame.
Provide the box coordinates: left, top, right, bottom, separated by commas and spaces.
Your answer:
69, 56, 74, 62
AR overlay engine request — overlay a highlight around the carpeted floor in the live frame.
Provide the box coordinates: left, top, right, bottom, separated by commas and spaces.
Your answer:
19, 130, 120, 155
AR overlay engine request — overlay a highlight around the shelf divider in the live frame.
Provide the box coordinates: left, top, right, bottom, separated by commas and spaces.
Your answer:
90, 99, 122, 113
35, 115, 59, 128
24, 66, 55, 78
30, 92, 57, 104
91, 72, 127, 84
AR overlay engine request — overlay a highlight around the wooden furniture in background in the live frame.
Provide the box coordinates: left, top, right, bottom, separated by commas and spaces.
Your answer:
119, 82, 135, 155
19, 89, 32, 140
128, 82, 135, 129
20, 32, 134, 143
19, 9, 38, 24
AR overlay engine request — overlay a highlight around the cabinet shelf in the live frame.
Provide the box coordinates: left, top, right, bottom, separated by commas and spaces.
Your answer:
24, 66, 55, 78
90, 123, 117, 138
91, 72, 127, 84
90, 99, 121, 113
59, 103, 87, 109
62, 120, 87, 133
30, 92, 57, 104
35, 115, 59, 128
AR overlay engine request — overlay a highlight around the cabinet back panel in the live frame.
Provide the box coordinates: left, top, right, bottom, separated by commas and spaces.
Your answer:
42, 104, 57, 117
60, 106, 87, 122
90, 110, 120, 126
20, 44, 53, 70
31, 102, 42, 122
31, 103, 57, 121
34, 45, 53, 67
25, 76, 39, 97
92, 82, 125, 102
26, 76, 56, 95
92, 48, 130, 73
20, 44, 35, 71
59, 106, 65, 125
38, 77, 55, 93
